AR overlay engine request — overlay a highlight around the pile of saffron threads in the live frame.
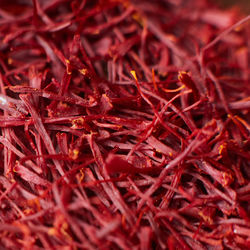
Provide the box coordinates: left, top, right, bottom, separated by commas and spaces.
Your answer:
0, 0, 250, 249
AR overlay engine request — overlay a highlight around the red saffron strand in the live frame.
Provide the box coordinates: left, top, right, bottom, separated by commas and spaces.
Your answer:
0, 0, 249, 249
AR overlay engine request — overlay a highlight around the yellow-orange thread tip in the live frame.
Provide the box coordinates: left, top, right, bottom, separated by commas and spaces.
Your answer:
79, 68, 87, 75
130, 70, 137, 81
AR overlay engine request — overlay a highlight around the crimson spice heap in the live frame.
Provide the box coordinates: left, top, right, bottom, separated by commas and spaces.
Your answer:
0, 0, 249, 249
